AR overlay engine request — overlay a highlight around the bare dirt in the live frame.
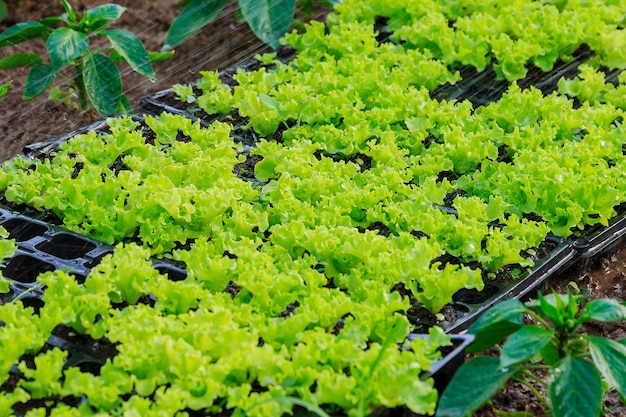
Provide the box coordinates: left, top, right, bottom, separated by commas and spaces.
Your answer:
1, 2, 625, 416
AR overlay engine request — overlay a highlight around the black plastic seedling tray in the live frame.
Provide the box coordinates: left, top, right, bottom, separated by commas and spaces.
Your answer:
0, 204, 187, 302
559, 209, 626, 280
0, 207, 111, 272
0, 208, 110, 302
20, 115, 149, 162
427, 236, 579, 334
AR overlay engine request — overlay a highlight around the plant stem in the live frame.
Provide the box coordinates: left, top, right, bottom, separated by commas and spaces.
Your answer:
246, 396, 332, 417
526, 311, 552, 329
12, 281, 45, 302
73, 61, 88, 110
520, 370, 551, 411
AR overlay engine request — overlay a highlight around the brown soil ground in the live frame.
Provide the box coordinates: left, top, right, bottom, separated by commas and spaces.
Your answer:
1, 2, 625, 416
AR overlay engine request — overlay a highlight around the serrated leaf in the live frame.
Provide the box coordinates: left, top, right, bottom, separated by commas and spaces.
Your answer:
163, 0, 226, 50
259, 93, 282, 116
240, 0, 296, 49
466, 299, 527, 353
582, 299, 626, 322
47, 27, 88, 69
436, 356, 517, 417
0, 53, 43, 69
588, 337, 626, 400
500, 325, 554, 368
24, 63, 57, 100
103, 29, 154, 79
0, 21, 52, 47
550, 356, 602, 417
83, 52, 121, 116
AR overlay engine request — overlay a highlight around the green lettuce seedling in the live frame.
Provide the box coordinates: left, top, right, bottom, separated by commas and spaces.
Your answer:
437, 291, 626, 417
0, 225, 15, 294
0, 0, 172, 115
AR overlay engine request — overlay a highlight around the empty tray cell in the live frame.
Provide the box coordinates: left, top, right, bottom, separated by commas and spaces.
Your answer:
453, 282, 501, 305
1, 218, 48, 242
70, 271, 88, 285
154, 263, 187, 282
17, 296, 45, 313
35, 233, 97, 260
0, 286, 15, 304
3, 254, 56, 283
84, 250, 114, 269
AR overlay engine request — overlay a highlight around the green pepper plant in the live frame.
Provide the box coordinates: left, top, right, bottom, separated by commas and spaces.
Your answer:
163, 0, 339, 51
0, 0, 172, 116
437, 291, 626, 417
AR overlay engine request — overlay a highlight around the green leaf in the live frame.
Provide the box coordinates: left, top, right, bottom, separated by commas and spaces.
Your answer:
83, 52, 122, 116
40, 16, 65, 27
148, 50, 175, 62
47, 27, 88, 69
588, 336, 626, 400
540, 341, 561, 365
163, 0, 226, 51
0, 80, 10, 100
79, 4, 126, 33
240, 0, 296, 49
23, 63, 57, 99
0, 277, 9, 293
582, 299, 626, 322
0, 2, 7, 21
0, 53, 43, 69
436, 356, 517, 417
61, 0, 76, 24
103, 29, 154, 79
549, 356, 602, 417
84, 3, 126, 23
526, 292, 581, 327
117, 94, 132, 114
466, 299, 527, 353
500, 325, 554, 368
0, 21, 52, 47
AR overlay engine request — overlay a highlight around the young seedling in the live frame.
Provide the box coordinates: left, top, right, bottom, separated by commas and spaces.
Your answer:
0, 0, 172, 116
437, 291, 626, 417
